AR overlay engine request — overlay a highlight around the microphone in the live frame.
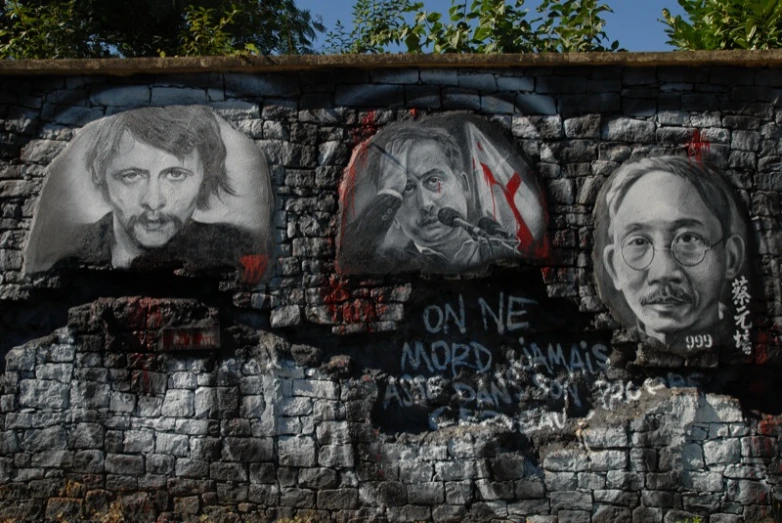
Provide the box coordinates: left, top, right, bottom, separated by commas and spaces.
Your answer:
437, 208, 488, 239
477, 216, 512, 239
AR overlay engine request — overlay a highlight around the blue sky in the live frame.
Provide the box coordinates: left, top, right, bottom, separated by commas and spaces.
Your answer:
298, 0, 688, 52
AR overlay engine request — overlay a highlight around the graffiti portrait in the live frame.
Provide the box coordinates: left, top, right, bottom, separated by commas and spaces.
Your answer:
24, 105, 273, 275
593, 155, 751, 354
337, 115, 548, 274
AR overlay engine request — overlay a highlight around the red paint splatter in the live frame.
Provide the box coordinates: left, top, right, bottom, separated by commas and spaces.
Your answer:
321, 276, 383, 332
350, 110, 379, 145
323, 275, 350, 303
758, 416, 781, 436
343, 299, 377, 325
361, 110, 377, 129
686, 128, 710, 164
239, 255, 268, 285
753, 330, 779, 365
337, 140, 372, 273
322, 275, 350, 324
479, 162, 548, 257
146, 308, 162, 330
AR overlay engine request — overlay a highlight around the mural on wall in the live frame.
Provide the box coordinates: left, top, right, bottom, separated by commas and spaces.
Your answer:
368, 269, 615, 433
24, 105, 273, 275
593, 155, 751, 355
337, 115, 549, 274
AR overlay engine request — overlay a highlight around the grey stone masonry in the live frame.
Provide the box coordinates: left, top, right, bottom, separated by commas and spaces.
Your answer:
1, 60, 782, 522
0, 298, 780, 521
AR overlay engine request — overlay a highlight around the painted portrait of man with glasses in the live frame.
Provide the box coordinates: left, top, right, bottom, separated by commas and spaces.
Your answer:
594, 155, 749, 352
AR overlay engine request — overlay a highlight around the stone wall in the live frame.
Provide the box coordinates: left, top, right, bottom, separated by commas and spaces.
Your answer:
0, 55, 781, 522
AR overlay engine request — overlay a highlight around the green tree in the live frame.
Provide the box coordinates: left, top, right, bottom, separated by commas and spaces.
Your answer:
0, 0, 105, 59
662, 0, 782, 50
325, 0, 621, 54
0, 0, 324, 59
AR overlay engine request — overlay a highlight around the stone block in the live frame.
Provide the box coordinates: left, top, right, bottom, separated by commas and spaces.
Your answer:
155, 433, 189, 457
432, 504, 466, 522
210, 462, 248, 482
249, 462, 277, 484
175, 459, 209, 478
549, 491, 591, 511
498, 75, 535, 91
292, 379, 339, 399
577, 472, 606, 490
589, 450, 627, 471
516, 93, 558, 115
315, 420, 349, 445
175, 419, 215, 436
74, 450, 104, 474
319, 445, 354, 468
420, 70, 458, 85
280, 487, 315, 508
19, 380, 69, 410
45, 498, 83, 521
6, 347, 35, 371
105, 454, 144, 476
35, 363, 72, 383
90, 85, 150, 106
704, 439, 741, 465
31, 450, 73, 468
335, 84, 404, 107
593, 505, 632, 523
278, 436, 316, 467
406, 85, 441, 108
71, 381, 110, 409
298, 467, 338, 489
594, 489, 638, 507
602, 116, 656, 142
710, 515, 741, 523
147, 454, 175, 475
134, 397, 162, 418
407, 482, 444, 505
109, 392, 136, 414
21, 426, 67, 452
249, 484, 280, 505
222, 437, 274, 463
173, 496, 200, 514
194, 387, 238, 419
69, 423, 104, 449
564, 114, 601, 138
543, 449, 589, 472
435, 460, 477, 481
169, 372, 197, 389
387, 504, 431, 522
150, 87, 207, 105
270, 305, 302, 328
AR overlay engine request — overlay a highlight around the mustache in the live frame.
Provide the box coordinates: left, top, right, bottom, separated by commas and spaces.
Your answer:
417, 208, 439, 227
128, 213, 184, 229
640, 284, 694, 306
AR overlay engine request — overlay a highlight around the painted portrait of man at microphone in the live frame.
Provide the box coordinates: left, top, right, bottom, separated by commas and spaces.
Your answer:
337, 115, 549, 274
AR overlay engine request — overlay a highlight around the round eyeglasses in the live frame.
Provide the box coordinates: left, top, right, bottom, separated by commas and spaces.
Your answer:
621, 232, 723, 271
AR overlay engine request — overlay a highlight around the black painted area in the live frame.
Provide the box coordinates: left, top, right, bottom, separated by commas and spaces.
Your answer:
0, 268, 231, 368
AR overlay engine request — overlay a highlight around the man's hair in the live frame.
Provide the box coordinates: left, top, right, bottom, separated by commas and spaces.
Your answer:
366, 122, 465, 187
604, 155, 741, 241
85, 105, 233, 210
